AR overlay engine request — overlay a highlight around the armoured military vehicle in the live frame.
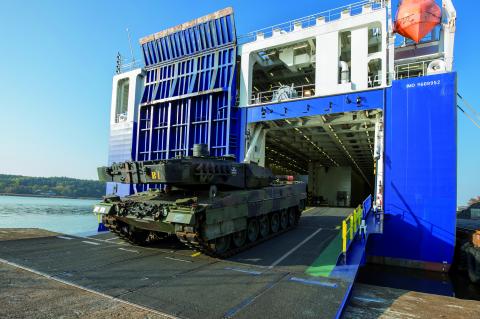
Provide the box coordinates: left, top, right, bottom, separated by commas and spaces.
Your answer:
93, 144, 306, 257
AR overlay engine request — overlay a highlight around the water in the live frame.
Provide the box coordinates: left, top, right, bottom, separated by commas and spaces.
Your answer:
357, 263, 480, 301
0, 195, 100, 236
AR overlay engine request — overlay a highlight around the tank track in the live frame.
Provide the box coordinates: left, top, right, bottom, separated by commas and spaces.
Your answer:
102, 208, 303, 258
103, 217, 150, 245
176, 209, 302, 258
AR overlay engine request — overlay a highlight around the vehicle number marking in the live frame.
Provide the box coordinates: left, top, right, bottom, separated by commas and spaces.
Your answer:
151, 171, 162, 180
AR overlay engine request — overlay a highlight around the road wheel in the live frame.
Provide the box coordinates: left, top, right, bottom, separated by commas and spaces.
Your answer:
259, 215, 270, 238
232, 230, 247, 248
247, 218, 259, 243
211, 235, 231, 255
130, 230, 149, 245
270, 212, 280, 233
280, 210, 288, 230
299, 199, 306, 212
288, 207, 296, 226
119, 223, 129, 238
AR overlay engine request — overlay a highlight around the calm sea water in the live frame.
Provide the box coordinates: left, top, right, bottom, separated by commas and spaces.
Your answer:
0, 195, 100, 236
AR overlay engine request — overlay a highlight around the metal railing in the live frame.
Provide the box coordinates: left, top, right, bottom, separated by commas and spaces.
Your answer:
368, 74, 383, 88
238, 0, 386, 44
115, 55, 143, 74
362, 195, 372, 218
115, 112, 128, 123
341, 195, 372, 258
342, 205, 364, 255
395, 59, 435, 80
250, 84, 316, 105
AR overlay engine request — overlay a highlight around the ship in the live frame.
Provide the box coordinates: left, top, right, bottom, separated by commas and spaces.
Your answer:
0, 1, 462, 318
106, 0, 457, 272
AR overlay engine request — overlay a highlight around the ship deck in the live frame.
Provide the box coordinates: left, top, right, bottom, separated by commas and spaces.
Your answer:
1, 207, 478, 319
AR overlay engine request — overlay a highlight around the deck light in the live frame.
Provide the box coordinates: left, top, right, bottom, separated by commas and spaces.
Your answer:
356, 96, 362, 106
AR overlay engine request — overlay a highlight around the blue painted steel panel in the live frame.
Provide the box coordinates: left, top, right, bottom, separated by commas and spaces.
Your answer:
141, 14, 236, 66
246, 89, 385, 123
136, 10, 241, 192
369, 73, 457, 266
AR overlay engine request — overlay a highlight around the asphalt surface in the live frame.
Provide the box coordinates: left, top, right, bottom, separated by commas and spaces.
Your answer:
0, 207, 352, 319
0, 261, 172, 319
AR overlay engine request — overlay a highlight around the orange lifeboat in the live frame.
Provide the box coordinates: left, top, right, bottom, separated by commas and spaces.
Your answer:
394, 0, 442, 43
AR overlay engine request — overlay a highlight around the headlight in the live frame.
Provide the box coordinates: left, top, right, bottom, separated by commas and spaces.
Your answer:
93, 205, 107, 214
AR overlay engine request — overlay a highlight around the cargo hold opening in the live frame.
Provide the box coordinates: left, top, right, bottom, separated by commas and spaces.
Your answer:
262, 110, 381, 208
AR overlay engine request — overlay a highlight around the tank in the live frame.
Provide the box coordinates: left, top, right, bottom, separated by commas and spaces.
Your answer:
93, 145, 307, 257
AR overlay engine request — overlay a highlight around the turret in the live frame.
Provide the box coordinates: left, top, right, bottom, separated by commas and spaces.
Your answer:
98, 144, 275, 190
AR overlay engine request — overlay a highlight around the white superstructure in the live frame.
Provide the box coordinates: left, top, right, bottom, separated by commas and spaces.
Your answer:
239, 1, 391, 107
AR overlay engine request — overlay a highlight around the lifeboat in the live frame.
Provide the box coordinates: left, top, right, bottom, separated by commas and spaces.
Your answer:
394, 0, 442, 43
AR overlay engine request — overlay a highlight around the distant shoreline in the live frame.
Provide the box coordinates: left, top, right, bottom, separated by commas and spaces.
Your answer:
0, 193, 101, 200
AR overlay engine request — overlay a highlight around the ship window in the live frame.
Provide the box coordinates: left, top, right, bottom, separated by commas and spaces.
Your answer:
116, 78, 129, 122
368, 59, 382, 87
339, 31, 351, 84
368, 25, 382, 54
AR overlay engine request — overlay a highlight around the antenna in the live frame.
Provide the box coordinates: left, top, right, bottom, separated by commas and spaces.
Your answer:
126, 28, 135, 66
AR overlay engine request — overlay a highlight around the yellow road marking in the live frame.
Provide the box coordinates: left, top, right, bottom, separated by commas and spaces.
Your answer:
191, 252, 201, 257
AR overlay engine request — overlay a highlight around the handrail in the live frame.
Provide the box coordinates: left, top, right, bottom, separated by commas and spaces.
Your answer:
115, 56, 143, 75
362, 194, 372, 218
342, 205, 363, 255
250, 84, 316, 105
341, 194, 373, 258
394, 59, 435, 80
238, 0, 385, 44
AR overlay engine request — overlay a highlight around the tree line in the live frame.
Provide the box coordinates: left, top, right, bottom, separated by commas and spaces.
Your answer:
469, 196, 480, 206
0, 174, 105, 199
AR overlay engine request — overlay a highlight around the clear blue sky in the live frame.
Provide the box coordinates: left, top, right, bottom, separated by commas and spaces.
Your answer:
0, 1, 478, 205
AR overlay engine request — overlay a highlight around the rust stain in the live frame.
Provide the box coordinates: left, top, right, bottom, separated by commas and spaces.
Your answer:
139, 7, 233, 45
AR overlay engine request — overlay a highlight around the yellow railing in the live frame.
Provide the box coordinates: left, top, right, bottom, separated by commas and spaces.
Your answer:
341, 205, 363, 255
